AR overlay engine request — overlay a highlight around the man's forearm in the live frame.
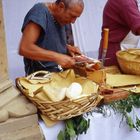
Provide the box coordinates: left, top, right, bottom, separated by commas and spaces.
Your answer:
19, 43, 60, 62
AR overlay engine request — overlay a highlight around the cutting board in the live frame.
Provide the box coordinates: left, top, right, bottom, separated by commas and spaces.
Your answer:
100, 88, 129, 104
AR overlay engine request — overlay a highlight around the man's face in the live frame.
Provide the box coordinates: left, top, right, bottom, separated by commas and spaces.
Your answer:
59, 4, 84, 25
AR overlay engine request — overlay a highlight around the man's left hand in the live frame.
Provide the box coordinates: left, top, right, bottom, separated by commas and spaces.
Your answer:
67, 44, 82, 57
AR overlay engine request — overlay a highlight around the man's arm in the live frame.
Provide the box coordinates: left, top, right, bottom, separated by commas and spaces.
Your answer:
19, 22, 75, 68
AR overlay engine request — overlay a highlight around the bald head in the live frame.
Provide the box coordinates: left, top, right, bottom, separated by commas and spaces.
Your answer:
55, 0, 84, 8
51, 0, 84, 25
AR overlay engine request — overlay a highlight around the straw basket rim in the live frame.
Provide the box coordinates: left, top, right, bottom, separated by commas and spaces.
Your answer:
16, 78, 103, 121
116, 49, 140, 63
116, 49, 140, 75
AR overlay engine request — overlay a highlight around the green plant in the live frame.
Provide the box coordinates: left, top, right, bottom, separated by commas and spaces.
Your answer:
57, 94, 140, 140
57, 115, 90, 140
109, 94, 140, 131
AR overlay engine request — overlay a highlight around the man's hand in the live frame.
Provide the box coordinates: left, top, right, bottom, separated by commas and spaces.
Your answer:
67, 44, 82, 57
55, 53, 76, 68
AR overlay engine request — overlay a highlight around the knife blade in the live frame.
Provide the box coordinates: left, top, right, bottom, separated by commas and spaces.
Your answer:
75, 58, 110, 65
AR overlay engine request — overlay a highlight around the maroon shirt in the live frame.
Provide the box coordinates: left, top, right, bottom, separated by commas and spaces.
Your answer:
99, 0, 140, 66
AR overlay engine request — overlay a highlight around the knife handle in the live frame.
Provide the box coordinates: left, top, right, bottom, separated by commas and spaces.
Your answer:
101, 28, 109, 67
103, 28, 109, 49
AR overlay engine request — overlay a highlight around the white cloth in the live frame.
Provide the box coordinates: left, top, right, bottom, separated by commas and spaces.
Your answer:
121, 0, 140, 50
39, 109, 140, 140
121, 32, 140, 49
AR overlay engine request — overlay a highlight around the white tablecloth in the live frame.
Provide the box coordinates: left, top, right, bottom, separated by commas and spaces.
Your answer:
39, 109, 140, 140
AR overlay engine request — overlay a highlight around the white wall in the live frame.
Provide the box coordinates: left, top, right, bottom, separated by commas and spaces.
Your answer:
2, 0, 54, 80
2, 0, 106, 80
72, 0, 107, 58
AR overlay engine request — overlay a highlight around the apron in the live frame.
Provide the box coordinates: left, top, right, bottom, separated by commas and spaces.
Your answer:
121, 0, 140, 50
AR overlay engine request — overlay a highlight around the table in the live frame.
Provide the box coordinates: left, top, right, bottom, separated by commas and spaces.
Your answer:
39, 109, 140, 140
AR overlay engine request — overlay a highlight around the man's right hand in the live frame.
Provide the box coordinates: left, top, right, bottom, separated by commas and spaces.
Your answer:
55, 53, 76, 68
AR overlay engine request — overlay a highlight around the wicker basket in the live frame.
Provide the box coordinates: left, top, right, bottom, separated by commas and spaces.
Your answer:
16, 70, 103, 121
116, 48, 140, 75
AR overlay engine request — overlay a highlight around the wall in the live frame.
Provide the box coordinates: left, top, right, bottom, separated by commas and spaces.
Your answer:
2, 0, 106, 80
0, 0, 8, 82
72, 0, 107, 58
2, 0, 54, 80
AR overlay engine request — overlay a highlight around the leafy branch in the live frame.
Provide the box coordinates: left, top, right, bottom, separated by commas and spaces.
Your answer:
57, 115, 90, 140
109, 94, 140, 131
57, 94, 140, 140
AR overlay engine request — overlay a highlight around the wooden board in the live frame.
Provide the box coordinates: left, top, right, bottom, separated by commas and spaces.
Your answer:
0, 0, 8, 83
101, 88, 129, 104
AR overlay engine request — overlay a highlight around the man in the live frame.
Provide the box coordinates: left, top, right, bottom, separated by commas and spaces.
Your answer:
98, 0, 140, 66
19, 0, 84, 75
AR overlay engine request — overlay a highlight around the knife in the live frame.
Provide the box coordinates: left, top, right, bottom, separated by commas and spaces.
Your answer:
101, 28, 109, 67
75, 58, 110, 65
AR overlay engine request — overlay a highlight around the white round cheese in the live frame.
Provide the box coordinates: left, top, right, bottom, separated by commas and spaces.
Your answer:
66, 82, 82, 99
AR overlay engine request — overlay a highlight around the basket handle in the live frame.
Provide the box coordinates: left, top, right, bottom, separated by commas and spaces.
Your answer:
27, 71, 52, 80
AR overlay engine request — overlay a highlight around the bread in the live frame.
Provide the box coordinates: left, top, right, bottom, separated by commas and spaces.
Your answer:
43, 86, 66, 102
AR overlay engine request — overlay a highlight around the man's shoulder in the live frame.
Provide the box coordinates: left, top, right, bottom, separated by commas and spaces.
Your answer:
31, 3, 48, 13
22, 3, 49, 32
25, 2, 49, 20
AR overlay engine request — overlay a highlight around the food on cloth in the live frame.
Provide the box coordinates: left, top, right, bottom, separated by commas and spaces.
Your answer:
121, 86, 140, 93
106, 73, 140, 87
66, 82, 83, 99
43, 86, 67, 102
103, 65, 121, 74
17, 69, 99, 102
85, 66, 120, 84
40, 114, 58, 127
82, 80, 99, 95
43, 80, 98, 101
74, 55, 102, 71
34, 89, 50, 101
86, 69, 106, 84
51, 69, 75, 88
18, 78, 46, 97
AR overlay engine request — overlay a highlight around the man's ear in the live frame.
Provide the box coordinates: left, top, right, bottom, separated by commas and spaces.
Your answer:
57, 2, 65, 11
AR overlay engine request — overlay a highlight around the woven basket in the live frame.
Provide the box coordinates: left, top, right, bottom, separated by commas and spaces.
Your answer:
116, 48, 140, 75
16, 70, 103, 121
